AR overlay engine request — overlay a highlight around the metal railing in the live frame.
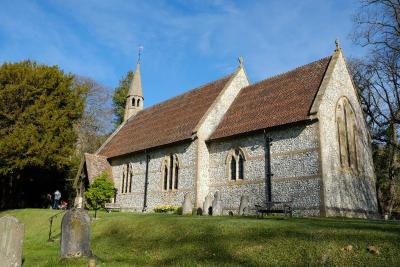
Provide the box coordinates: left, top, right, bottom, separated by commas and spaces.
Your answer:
47, 210, 66, 241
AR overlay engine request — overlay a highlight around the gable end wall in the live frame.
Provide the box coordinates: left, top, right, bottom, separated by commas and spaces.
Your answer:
317, 51, 378, 218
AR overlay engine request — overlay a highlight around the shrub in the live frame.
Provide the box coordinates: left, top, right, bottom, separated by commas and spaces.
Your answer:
154, 205, 179, 213
175, 207, 183, 215
84, 172, 115, 218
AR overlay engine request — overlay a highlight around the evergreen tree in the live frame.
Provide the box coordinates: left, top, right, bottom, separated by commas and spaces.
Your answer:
0, 61, 87, 209
112, 71, 133, 127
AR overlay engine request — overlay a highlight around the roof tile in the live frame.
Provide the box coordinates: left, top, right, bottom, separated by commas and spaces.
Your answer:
209, 56, 331, 140
98, 74, 233, 158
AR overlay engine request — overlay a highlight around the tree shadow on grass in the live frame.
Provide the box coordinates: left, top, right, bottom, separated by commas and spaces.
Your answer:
90, 214, 400, 266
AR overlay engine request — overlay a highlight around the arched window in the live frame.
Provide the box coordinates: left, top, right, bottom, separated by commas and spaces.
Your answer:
163, 165, 168, 190
132, 98, 135, 106
121, 164, 130, 193
336, 97, 358, 172
121, 171, 125, 193
230, 156, 236, 180
238, 155, 244, 179
125, 164, 129, 193
169, 155, 173, 190
174, 164, 179, 189
162, 154, 180, 191
129, 164, 133, 193
137, 99, 141, 107
227, 148, 246, 180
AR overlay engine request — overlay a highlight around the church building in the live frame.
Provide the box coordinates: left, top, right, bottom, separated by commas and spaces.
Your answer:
77, 42, 378, 217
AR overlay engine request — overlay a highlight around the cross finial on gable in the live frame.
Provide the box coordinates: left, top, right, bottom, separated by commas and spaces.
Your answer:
335, 38, 341, 52
238, 56, 244, 67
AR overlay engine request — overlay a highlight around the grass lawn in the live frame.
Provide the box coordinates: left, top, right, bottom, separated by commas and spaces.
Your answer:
1, 209, 399, 266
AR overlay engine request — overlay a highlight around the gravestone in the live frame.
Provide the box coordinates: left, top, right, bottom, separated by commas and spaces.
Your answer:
61, 209, 92, 258
182, 193, 193, 215
203, 194, 213, 215
212, 191, 223, 216
239, 195, 249, 216
0, 215, 24, 267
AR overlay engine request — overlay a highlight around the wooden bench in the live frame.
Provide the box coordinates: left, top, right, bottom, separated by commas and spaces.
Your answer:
255, 201, 292, 218
104, 203, 121, 213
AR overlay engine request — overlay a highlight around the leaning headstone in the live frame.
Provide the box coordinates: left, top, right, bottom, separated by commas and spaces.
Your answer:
0, 215, 24, 267
239, 195, 249, 216
61, 209, 92, 258
212, 191, 223, 216
182, 193, 193, 215
203, 193, 213, 215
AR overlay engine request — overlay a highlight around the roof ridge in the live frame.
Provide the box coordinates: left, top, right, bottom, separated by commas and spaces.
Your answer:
126, 72, 234, 120
248, 56, 331, 87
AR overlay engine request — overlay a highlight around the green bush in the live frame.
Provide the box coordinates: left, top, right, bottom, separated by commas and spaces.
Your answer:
175, 207, 183, 215
154, 205, 179, 213
84, 172, 115, 218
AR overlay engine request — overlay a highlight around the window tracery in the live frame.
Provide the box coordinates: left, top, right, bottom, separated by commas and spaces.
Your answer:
227, 148, 246, 180
336, 97, 358, 173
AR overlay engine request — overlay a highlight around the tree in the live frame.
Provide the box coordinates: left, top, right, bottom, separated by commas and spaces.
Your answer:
112, 71, 133, 127
351, 0, 400, 215
74, 76, 113, 156
84, 172, 115, 218
0, 61, 87, 209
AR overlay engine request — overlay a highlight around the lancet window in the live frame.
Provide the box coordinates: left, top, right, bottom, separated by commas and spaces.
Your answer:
162, 154, 179, 190
121, 163, 133, 193
227, 148, 246, 180
336, 97, 358, 173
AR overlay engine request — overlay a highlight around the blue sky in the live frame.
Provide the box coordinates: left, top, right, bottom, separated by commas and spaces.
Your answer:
0, 0, 365, 108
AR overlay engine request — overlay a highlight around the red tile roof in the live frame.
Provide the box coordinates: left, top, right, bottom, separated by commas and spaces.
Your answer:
209, 56, 331, 140
84, 153, 112, 183
98, 74, 233, 158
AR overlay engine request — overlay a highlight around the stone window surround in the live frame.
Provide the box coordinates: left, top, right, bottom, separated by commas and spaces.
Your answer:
120, 163, 133, 194
225, 147, 247, 180
161, 154, 180, 191
335, 96, 359, 175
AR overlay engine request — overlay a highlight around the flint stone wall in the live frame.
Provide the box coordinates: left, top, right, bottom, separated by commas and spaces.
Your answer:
317, 52, 378, 218
110, 141, 196, 211
196, 67, 250, 206
208, 122, 322, 216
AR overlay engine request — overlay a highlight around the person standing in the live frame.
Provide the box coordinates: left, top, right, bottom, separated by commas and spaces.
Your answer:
53, 190, 61, 209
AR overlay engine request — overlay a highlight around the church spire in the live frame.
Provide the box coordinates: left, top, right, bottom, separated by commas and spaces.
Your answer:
124, 51, 144, 121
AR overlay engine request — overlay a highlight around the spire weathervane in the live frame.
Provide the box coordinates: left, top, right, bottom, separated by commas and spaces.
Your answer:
137, 45, 144, 64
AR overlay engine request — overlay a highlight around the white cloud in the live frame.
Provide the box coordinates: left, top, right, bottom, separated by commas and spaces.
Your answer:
0, 0, 364, 104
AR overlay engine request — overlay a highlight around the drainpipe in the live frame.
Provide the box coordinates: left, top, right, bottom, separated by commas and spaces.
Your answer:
142, 151, 150, 212
264, 130, 273, 203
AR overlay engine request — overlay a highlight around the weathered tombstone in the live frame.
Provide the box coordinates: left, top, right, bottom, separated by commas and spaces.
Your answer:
182, 193, 193, 215
239, 195, 249, 216
203, 194, 213, 216
0, 215, 24, 267
212, 191, 223, 216
61, 209, 92, 258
